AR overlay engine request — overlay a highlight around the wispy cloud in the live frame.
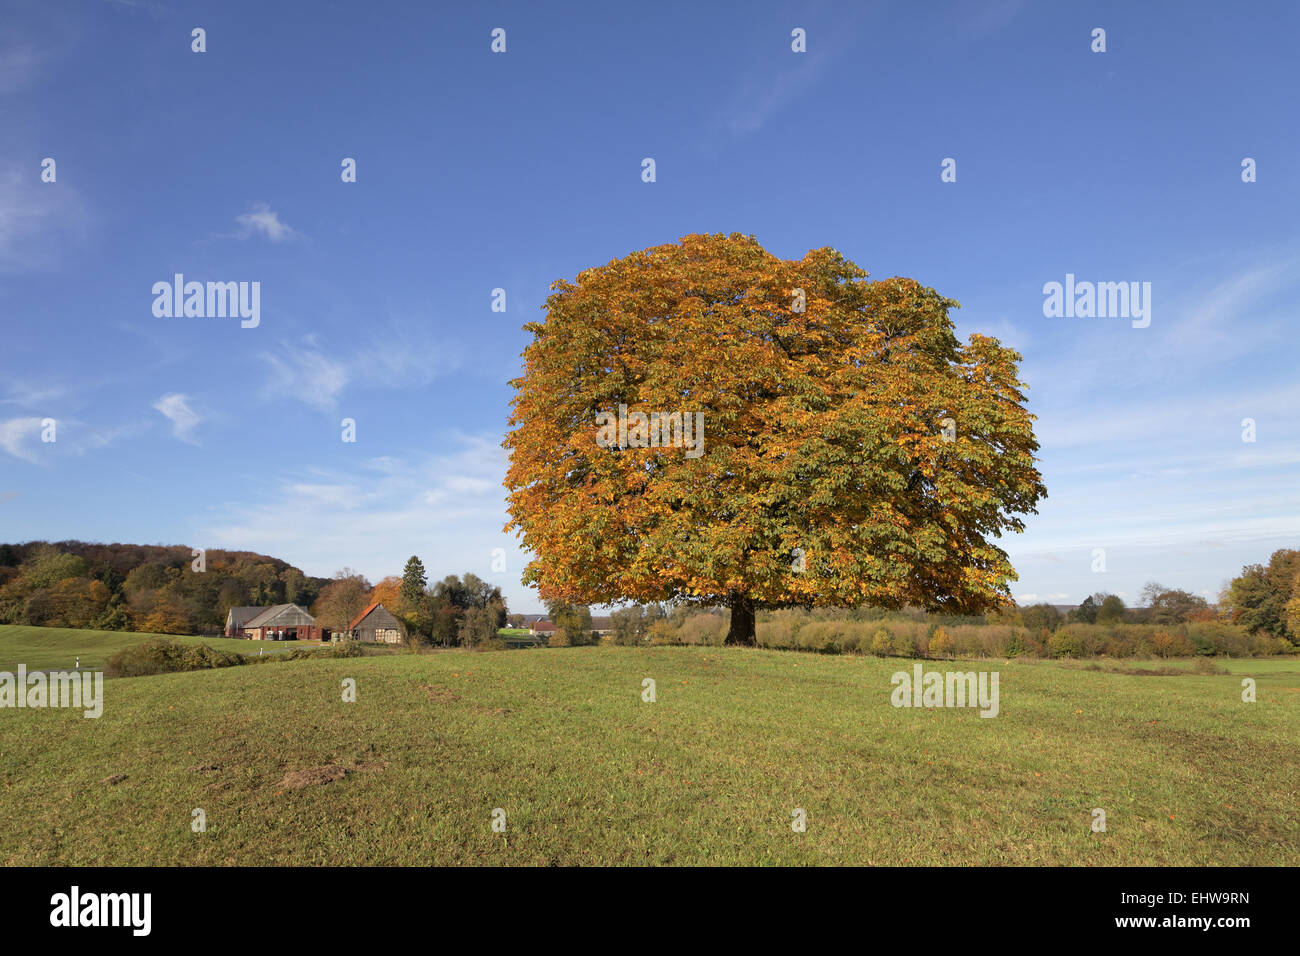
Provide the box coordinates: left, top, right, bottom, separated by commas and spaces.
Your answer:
152, 393, 201, 442
257, 322, 461, 411
714, 15, 863, 139
1, 381, 67, 409
0, 417, 44, 462
230, 201, 298, 242
201, 433, 529, 604
0, 160, 91, 272
258, 346, 349, 410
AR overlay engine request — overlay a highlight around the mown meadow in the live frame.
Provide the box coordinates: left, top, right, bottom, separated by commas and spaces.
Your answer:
1, 639, 1296, 866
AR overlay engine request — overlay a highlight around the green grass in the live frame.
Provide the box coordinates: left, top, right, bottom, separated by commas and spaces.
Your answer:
1, 644, 1296, 865
0, 624, 266, 671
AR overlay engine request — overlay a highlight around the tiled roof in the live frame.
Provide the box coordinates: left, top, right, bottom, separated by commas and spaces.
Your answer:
226, 606, 264, 628
244, 604, 316, 628
349, 602, 381, 630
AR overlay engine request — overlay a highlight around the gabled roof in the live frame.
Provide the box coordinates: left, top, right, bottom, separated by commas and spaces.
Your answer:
349, 602, 383, 630
244, 604, 316, 629
532, 620, 557, 631
226, 606, 264, 629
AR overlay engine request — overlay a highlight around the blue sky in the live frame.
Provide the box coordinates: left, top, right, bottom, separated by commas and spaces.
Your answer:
2, 0, 1297, 614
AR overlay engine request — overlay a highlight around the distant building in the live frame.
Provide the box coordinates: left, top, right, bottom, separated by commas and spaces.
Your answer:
528, 616, 613, 637
237, 604, 324, 641
348, 602, 406, 644
224, 606, 263, 638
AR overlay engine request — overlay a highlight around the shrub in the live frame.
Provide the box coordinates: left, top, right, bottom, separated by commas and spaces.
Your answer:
839, 623, 864, 653
313, 640, 366, 659
1046, 630, 1080, 659
106, 639, 245, 678
887, 621, 928, 657
795, 621, 843, 654
870, 628, 893, 656
1151, 630, 1195, 658
756, 619, 797, 649
677, 612, 727, 646
927, 627, 954, 658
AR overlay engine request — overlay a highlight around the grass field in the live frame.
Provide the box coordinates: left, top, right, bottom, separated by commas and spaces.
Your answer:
1, 641, 1296, 866
0, 624, 273, 671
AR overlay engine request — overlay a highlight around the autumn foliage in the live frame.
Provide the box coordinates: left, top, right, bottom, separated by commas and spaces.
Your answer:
504, 234, 1046, 644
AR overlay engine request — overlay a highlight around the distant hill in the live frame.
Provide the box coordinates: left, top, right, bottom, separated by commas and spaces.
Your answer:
0, 540, 329, 636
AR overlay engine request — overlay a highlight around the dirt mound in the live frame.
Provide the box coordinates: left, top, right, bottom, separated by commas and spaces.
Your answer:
279, 765, 349, 790
420, 683, 459, 703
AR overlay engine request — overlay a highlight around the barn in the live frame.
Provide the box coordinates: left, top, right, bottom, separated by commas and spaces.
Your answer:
224, 606, 263, 638
240, 604, 324, 641
348, 602, 406, 644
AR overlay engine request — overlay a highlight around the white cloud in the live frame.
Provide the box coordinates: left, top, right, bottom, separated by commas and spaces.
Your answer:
1013, 592, 1072, 603
200, 433, 537, 609
152, 393, 200, 441
258, 347, 349, 410
255, 321, 460, 411
0, 381, 67, 408
0, 417, 43, 462
233, 201, 297, 242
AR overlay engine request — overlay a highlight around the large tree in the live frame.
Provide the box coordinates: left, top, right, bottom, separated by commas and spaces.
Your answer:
312, 569, 372, 634
1139, 582, 1209, 624
503, 234, 1046, 644
1223, 549, 1300, 641
400, 556, 427, 607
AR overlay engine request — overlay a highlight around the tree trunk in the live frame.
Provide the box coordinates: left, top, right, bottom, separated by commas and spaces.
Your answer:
725, 594, 757, 646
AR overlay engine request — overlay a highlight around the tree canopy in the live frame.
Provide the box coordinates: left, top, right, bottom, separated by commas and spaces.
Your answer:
504, 234, 1046, 644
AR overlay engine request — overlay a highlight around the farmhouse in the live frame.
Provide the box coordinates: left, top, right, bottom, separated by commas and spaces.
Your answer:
349, 602, 406, 644
239, 604, 324, 641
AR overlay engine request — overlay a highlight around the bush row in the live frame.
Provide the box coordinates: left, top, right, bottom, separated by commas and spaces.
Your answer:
106, 637, 369, 677
644, 609, 1293, 659
105, 638, 246, 677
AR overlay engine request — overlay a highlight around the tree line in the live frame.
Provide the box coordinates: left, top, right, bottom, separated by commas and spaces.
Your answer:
0, 541, 329, 634
1011, 548, 1300, 644
310, 556, 509, 647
